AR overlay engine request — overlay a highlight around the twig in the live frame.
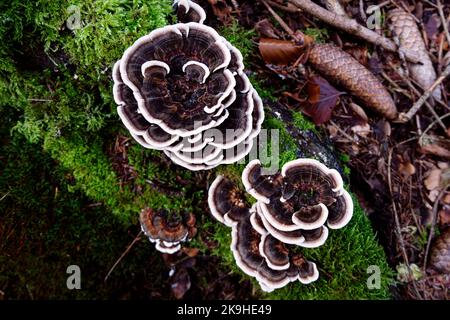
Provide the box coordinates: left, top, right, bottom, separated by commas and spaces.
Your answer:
437, 0, 450, 48
419, 113, 450, 146
265, 0, 300, 14
0, 191, 10, 202
329, 120, 354, 141
260, 0, 297, 39
391, 66, 448, 135
387, 147, 423, 299
104, 230, 143, 282
399, 64, 450, 122
423, 186, 450, 272
288, 0, 420, 63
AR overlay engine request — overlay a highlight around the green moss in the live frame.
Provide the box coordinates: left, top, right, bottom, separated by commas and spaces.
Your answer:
219, 21, 257, 61
0, 1, 392, 300
304, 27, 329, 43
292, 109, 316, 131
267, 193, 393, 299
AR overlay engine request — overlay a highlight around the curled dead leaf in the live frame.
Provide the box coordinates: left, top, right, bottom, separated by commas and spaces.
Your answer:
399, 161, 416, 178
349, 102, 368, 122
351, 123, 371, 137
424, 168, 442, 191
258, 37, 312, 66
303, 76, 345, 124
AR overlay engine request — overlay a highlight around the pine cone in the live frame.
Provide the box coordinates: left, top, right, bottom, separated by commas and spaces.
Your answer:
307, 43, 397, 120
388, 9, 441, 101
430, 228, 450, 274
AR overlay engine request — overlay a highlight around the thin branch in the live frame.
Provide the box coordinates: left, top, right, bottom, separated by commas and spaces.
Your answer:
261, 0, 297, 39
387, 147, 423, 299
288, 0, 420, 63
265, 0, 300, 14
419, 113, 450, 146
104, 231, 143, 282
437, 0, 450, 48
399, 64, 450, 122
0, 191, 10, 202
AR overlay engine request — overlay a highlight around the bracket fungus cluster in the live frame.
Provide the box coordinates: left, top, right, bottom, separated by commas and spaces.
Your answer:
208, 158, 353, 292
113, 0, 264, 170
139, 208, 197, 254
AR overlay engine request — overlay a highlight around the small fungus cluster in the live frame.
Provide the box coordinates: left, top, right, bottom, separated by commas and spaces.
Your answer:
113, 0, 263, 170
208, 158, 353, 292
139, 208, 197, 254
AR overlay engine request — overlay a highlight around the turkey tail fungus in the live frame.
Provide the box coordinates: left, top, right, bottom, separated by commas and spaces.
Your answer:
208, 158, 353, 292
113, 0, 264, 171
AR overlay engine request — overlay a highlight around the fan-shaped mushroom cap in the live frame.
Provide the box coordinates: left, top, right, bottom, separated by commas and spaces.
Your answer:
244, 158, 352, 236
207, 157, 354, 292
208, 175, 248, 226
242, 159, 283, 204
259, 233, 290, 270
114, 3, 264, 170
229, 214, 320, 292
174, 0, 207, 24
290, 254, 319, 284
139, 208, 196, 254
327, 189, 354, 229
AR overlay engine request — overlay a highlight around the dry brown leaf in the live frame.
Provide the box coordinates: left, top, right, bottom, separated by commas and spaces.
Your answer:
307, 43, 397, 119
182, 247, 199, 257
420, 144, 450, 159
349, 102, 368, 122
259, 38, 311, 66
170, 268, 191, 299
351, 123, 371, 137
303, 76, 345, 124
399, 161, 416, 178
424, 168, 442, 191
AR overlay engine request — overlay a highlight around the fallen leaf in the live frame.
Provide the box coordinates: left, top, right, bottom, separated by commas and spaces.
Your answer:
420, 144, 450, 159
259, 38, 309, 66
351, 123, 371, 137
349, 102, 368, 122
424, 168, 442, 191
399, 161, 416, 178
170, 268, 191, 299
303, 76, 345, 124
182, 247, 199, 257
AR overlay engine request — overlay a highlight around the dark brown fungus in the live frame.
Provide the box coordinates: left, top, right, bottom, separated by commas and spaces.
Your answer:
113, 0, 264, 171
139, 208, 196, 254
208, 158, 354, 291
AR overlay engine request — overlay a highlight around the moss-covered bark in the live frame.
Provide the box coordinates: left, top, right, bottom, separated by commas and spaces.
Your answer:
0, 0, 392, 299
